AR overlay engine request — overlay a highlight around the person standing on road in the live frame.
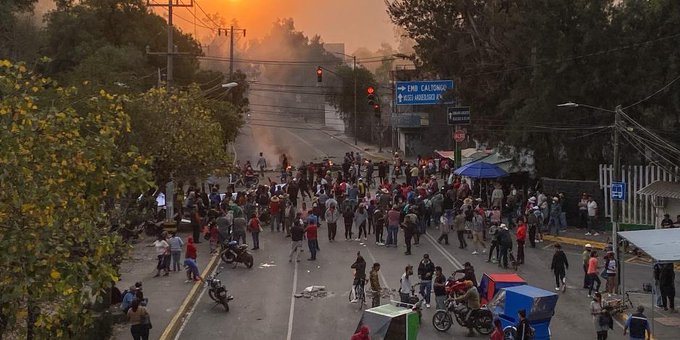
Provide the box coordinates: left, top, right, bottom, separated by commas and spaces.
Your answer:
551, 243, 569, 292
373, 208, 385, 245
399, 265, 414, 306
586, 195, 599, 236
387, 205, 401, 247
583, 244, 593, 288
325, 203, 340, 242
417, 254, 435, 308
269, 195, 281, 232
454, 209, 468, 249
597, 307, 614, 340
497, 224, 512, 269
289, 216, 304, 262
247, 213, 262, 250
351, 252, 367, 303
127, 298, 150, 340
659, 263, 676, 312
624, 305, 651, 340
527, 207, 539, 248
343, 205, 355, 241
369, 263, 381, 307
515, 309, 531, 340
355, 203, 368, 241
433, 266, 447, 310
437, 209, 452, 245
153, 233, 170, 277
402, 207, 418, 255
257, 152, 267, 178
168, 232, 184, 272
516, 218, 527, 264
232, 213, 247, 245
305, 219, 319, 261
605, 251, 618, 295
587, 251, 601, 297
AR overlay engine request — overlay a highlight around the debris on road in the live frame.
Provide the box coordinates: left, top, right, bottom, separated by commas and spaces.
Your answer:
295, 285, 328, 299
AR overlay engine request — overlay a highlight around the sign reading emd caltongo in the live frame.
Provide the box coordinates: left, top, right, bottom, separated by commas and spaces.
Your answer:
395, 80, 454, 106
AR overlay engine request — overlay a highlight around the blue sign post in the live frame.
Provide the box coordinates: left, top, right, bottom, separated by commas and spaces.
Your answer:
611, 182, 626, 201
395, 80, 454, 106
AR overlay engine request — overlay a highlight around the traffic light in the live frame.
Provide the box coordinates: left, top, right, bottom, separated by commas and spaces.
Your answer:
316, 66, 323, 82
367, 86, 376, 105
373, 103, 381, 118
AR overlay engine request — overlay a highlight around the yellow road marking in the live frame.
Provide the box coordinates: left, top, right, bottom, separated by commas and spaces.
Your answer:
542, 235, 607, 249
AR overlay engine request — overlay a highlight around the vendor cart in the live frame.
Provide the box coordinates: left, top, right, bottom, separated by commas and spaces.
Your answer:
478, 273, 527, 305
488, 285, 559, 340
356, 304, 420, 340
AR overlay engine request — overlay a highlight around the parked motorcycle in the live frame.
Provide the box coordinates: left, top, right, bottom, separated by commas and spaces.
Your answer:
205, 270, 233, 312
220, 240, 254, 268
432, 299, 494, 334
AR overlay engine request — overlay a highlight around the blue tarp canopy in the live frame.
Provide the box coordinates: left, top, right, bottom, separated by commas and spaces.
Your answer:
618, 228, 680, 263
454, 161, 508, 179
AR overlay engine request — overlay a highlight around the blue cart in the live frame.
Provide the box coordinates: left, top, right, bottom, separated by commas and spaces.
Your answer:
487, 285, 559, 340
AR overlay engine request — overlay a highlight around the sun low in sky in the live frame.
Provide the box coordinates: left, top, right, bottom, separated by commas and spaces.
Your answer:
175, 0, 397, 53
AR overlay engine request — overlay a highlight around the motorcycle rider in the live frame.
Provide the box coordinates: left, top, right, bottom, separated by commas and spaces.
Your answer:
350, 252, 367, 303
454, 280, 481, 337
454, 262, 478, 287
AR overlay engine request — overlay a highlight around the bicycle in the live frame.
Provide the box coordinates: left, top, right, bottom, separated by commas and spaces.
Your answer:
349, 279, 366, 310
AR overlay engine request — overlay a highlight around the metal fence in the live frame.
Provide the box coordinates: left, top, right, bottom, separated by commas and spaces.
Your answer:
599, 164, 680, 225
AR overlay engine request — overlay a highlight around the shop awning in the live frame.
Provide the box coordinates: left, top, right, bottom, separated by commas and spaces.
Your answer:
618, 228, 680, 263
434, 150, 456, 160
637, 180, 680, 199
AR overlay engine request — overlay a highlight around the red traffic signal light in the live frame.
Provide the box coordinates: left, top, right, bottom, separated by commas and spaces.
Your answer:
316, 66, 323, 82
373, 104, 380, 113
367, 86, 375, 95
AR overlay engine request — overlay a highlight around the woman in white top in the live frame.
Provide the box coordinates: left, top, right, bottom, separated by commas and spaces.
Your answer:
605, 251, 617, 295
153, 233, 170, 277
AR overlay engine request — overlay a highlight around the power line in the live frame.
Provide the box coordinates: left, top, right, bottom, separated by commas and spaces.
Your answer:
193, 0, 221, 30
622, 72, 680, 109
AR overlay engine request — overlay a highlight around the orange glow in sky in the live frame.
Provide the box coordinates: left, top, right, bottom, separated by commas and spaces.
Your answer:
172, 0, 397, 53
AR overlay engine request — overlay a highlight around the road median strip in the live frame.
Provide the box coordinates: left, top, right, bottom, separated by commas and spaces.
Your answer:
158, 253, 221, 340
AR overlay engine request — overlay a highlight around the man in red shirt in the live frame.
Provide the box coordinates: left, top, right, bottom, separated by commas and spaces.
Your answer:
386, 205, 401, 247
305, 222, 319, 261
516, 218, 527, 265
270, 196, 281, 232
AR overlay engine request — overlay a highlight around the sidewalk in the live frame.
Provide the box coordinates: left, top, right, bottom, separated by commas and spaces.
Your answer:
111, 231, 218, 340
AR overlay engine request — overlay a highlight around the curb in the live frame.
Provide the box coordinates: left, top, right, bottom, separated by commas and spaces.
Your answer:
542, 235, 607, 249
158, 253, 221, 340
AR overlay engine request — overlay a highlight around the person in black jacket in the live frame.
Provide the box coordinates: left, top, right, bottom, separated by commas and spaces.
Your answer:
417, 254, 435, 308
515, 309, 532, 340
551, 243, 569, 292
659, 263, 676, 312
497, 224, 513, 269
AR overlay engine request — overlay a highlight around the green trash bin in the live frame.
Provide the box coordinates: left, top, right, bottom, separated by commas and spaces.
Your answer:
356, 304, 420, 340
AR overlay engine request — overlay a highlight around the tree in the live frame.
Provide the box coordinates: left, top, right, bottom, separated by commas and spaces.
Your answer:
386, 0, 680, 179
0, 60, 150, 338
126, 85, 241, 185
325, 64, 379, 142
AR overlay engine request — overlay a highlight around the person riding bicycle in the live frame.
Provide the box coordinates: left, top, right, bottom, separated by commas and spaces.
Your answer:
453, 280, 481, 337
350, 252, 367, 303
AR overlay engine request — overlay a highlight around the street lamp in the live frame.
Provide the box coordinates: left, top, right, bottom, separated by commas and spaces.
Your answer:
557, 101, 623, 292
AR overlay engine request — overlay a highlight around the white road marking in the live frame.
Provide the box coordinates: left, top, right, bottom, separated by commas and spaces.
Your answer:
423, 232, 464, 269
286, 260, 299, 340
364, 247, 391, 290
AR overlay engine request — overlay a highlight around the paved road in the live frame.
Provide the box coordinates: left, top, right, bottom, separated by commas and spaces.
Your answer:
179, 120, 679, 340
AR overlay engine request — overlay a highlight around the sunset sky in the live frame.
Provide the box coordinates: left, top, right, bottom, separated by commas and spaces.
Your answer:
171, 0, 398, 54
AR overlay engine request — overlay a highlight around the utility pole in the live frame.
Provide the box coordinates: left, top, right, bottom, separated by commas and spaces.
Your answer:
166, 0, 173, 89
353, 55, 358, 145
218, 26, 246, 80
613, 105, 622, 293
145, 0, 194, 223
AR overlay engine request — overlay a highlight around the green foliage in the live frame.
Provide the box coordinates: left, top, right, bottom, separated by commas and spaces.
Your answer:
0, 60, 151, 338
387, 0, 680, 179
126, 85, 241, 184
325, 65, 380, 142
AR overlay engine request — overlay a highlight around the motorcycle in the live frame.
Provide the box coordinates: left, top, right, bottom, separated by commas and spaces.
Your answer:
445, 272, 469, 298
220, 240, 254, 268
205, 270, 233, 312
432, 299, 494, 335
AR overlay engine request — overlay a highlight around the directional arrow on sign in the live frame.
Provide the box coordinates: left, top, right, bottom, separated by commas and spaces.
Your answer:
398, 94, 403, 103
397, 86, 406, 91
